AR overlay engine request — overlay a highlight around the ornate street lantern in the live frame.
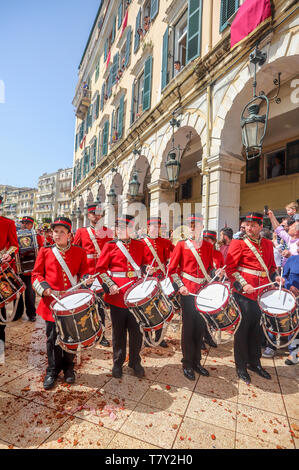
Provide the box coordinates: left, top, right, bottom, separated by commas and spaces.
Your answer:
129, 171, 140, 197
165, 114, 181, 185
107, 187, 117, 205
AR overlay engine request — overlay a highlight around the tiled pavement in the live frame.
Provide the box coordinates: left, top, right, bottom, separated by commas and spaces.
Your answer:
0, 312, 298, 450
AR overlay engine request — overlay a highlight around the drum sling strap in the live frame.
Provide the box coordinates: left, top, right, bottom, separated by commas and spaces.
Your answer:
143, 237, 166, 276
243, 238, 271, 282
87, 227, 101, 257
185, 239, 211, 282
52, 246, 77, 287
116, 241, 142, 278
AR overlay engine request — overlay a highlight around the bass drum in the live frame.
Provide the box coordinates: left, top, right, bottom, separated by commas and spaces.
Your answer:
0, 263, 25, 323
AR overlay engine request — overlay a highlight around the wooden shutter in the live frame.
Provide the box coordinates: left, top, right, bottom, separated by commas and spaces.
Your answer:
110, 110, 115, 144
107, 68, 112, 98
111, 53, 119, 85
95, 60, 100, 82
187, 0, 203, 63
100, 82, 105, 111
102, 120, 109, 156
118, 1, 123, 29
134, 8, 141, 53
124, 27, 132, 68
143, 56, 153, 112
220, 0, 239, 32
118, 95, 125, 138
161, 27, 169, 90
150, 0, 159, 21
130, 81, 135, 125
111, 16, 116, 44
104, 39, 108, 61
95, 94, 100, 119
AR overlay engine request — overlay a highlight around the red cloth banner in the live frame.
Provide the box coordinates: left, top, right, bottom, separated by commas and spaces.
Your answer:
106, 49, 111, 69
79, 135, 86, 149
230, 0, 271, 48
121, 9, 128, 38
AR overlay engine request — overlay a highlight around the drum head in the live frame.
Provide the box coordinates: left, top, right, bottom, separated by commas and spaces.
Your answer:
195, 282, 229, 313
54, 292, 93, 311
126, 279, 158, 305
160, 278, 175, 297
259, 288, 296, 315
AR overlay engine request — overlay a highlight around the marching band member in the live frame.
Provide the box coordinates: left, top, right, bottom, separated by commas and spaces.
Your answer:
96, 214, 152, 379
32, 217, 93, 390
202, 230, 224, 270
226, 212, 282, 384
0, 202, 19, 346
41, 223, 54, 247
74, 202, 113, 346
140, 216, 174, 347
168, 214, 214, 381
15, 216, 43, 322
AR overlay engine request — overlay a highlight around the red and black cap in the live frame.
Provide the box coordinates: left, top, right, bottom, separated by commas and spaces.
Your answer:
245, 212, 263, 224
115, 214, 134, 226
202, 230, 217, 239
51, 217, 72, 231
21, 216, 34, 224
186, 213, 203, 224
87, 203, 99, 213
147, 216, 161, 225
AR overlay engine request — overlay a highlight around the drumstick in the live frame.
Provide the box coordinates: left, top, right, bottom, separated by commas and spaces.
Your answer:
142, 258, 155, 288
66, 272, 100, 292
278, 267, 283, 298
188, 293, 213, 301
207, 265, 227, 284
51, 294, 67, 310
251, 282, 276, 291
118, 279, 135, 290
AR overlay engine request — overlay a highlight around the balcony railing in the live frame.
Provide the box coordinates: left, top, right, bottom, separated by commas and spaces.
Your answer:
75, 88, 92, 119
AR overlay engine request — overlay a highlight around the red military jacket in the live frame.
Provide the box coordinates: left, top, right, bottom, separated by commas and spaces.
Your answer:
0, 216, 19, 270
96, 238, 150, 308
41, 235, 54, 247
225, 236, 277, 301
168, 239, 214, 294
74, 225, 113, 274
31, 244, 89, 322
213, 248, 224, 270
140, 236, 174, 279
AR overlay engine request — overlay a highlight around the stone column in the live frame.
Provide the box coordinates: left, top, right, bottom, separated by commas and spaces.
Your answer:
199, 154, 245, 233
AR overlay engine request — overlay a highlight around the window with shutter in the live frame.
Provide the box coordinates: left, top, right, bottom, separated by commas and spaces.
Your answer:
220, 0, 239, 32
118, 1, 123, 29
143, 56, 152, 112
95, 60, 100, 82
186, 0, 203, 63
102, 120, 109, 156
118, 95, 125, 139
104, 39, 108, 61
111, 16, 116, 44
124, 27, 132, 68
107, 68, 112, 98
134, 8, 142, 53
110, 110, 115, 144
286, 139, 299, 175
111, 53, 119, 86
95, 94, 100, 119
100, 83, 105, 111
130, 81, 136, 125
161, 27, 169, 90
150, 0, 159, 21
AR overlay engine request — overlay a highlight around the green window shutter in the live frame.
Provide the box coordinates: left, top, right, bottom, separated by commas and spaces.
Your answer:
130, 81, 135, 125
161, 27, 169, 90
102, 120, 109, 156
134, 8, 141, 53
95, 60, 100, 82
95, 94, 100, 119
220, 0, 239, 32
91, 138, 97, 168
111, 53, 119, 86
107, 69, 112, 98
110, 110, 115, 144
104, 39, 108, 61
97, 131, 101, 161
118, 1, 123, 29
111, 16, 116, 44
143, 56, 153, 112
118, 95, 125, 139
100, 82, 105, 111
150, 0, 159, 21
73, 167, 76, 186
124, 27, 132, 68
75, 133, 78, 152
187, 0, 203, 63
88, 105, 93, 129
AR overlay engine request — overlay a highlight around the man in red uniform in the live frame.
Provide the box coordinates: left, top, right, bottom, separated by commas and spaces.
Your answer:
140, 216, 175, 347
168, 214, 215, 380
96, 215, 151, 379
15, 216, 44, 322
74, 202, 113, 346
226, 212, 281, 384
41, 224, 54, 247
32, 217, 93, 390
0, 202, 19, 345
202, 230, 225, 270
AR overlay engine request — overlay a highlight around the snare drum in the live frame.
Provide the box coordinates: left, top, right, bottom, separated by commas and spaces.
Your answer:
160, 277, 181, 313
15, 229, 39, 274
124, 277, 173, 337
50, 289, 103, 353
0, 263, 25, 310
194, 282, 240, 332
258, 287, 299, 337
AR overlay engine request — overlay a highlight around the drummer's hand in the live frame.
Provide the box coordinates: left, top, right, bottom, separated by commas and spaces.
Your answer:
243, 284, 255, 295
85, 276, 94, 287
109, 285, 119, 295
275, 275, 285, 286
43, 288, 53, 297
146, 266, 155, 275
1, 254, 11, 263
216, 268, 225, 279
290, 285, 299, 297
179, 286, 189, 296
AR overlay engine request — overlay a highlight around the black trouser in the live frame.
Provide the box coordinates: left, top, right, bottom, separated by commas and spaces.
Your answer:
181, 295, 206, 369
46, 321, 74, 376
0, 298, 25, 342
109, 304, 143, 368
97, 300, 106, 326
233, 293, 263, 370
15, 275, 36, 319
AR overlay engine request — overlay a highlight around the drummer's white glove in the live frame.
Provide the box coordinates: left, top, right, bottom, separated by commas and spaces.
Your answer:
179, 286, 189, 296
109, 285, 119, 295
242, 284, 255, 295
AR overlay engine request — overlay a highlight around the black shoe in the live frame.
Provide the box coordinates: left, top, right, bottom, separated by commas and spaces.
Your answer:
285, 359, 297, 366
194, 364, 210, 376
201, 342, 207, 350
130, 364, 145, 378
28, 316, 36, 322
43, 374, 57, 390
237, 368, 251, 384
100, 335, 110, 347
205, 337, 217, 348
64, 369, 75, 384
159, 340, 168, 348
182, 367, 195, 381
248, 364, 271, 380
112, 365, 123, 378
